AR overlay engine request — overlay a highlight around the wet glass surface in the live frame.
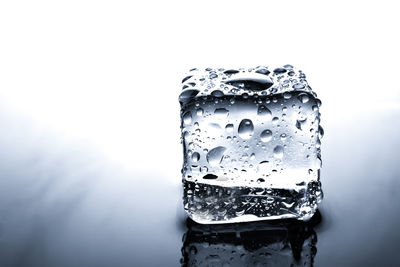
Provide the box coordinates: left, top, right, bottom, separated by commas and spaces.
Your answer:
0, 105, 399, 267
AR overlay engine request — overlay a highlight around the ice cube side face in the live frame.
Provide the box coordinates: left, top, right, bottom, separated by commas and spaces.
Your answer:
179, 66, 323, 224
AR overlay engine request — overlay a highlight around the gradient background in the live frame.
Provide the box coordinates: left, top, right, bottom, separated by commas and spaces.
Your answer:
1, 1, 399, 266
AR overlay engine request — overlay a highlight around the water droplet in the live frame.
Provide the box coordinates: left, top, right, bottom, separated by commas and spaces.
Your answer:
206, 146, 227, 166
273, 68, 286, 74
318, 125, 324, 138
225, 74, 273, 91
225, 124, 234, 132
257, 178, 265, 183
260, 130, 272, 142
203, 174, 218, 179
280, 133, 287, 141
182, 75, 192, 83
179, 89, 200, 103
283, 92, 292, 99
211, 90, 224, 97
200, 166, 208, 173
272, 117, 279, 124
273, 145, 284, 159
255, 68, 270, 75
296, 118, 307, 130
293, 83, 305, 89
298, 93, 310, 103
196, 108, 204, 116
223, 69, 239, 74
192, 152, 200, 162
258, 160, 270, 171
316, 138, 321, 148
266, 197, 275, 204
209, 73, 218, 79
257, 105, 272, 119
250, 153, 255, 160
183, 111, 192, 125
238, 119, 254, 140
214, 108, 229, 118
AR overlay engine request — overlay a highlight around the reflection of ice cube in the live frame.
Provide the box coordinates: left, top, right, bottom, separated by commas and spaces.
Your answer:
179, 65, 323, 224
181, 211, 321, 266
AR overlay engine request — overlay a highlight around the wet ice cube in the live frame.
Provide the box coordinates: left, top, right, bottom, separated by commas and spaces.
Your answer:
179, 65, 323, 224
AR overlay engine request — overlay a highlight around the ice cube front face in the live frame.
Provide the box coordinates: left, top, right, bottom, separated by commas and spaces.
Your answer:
179, 65, 323, 224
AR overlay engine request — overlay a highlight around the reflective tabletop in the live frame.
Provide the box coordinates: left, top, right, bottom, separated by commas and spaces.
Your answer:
0, 104, 399, 267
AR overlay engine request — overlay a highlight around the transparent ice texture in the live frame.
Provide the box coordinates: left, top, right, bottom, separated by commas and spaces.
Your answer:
179, 65, 323, 224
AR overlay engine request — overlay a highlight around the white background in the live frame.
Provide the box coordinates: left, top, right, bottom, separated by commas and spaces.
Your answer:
1, 0, 399, 182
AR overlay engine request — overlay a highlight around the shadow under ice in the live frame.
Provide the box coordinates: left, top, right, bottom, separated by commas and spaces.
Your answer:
181, 210, 322, 267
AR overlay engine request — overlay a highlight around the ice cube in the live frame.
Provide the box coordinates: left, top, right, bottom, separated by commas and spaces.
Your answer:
179, 65, 323, 224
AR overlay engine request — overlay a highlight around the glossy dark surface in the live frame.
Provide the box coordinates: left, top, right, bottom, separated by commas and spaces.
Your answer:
0, 105, 400, 267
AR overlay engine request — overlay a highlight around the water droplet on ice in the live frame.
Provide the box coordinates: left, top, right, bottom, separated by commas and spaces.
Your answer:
293, 83, 305, 89
318, 125, 324, 138
283, 92, 292, 99
196, 108, 204, 116
257, 105, 272, 119
192, 152, 200, 162
214, 108, 229, 118
209, 73, 218, 79
296, 118, 307, 130
200, 166, 208, 173
206, 146, 227, 166
179, 89, 200, 103
203, 174, 218, 179
260, 130, 272, 142
273, 145, 284, 159
224, 69, 239, 74
298, 93, 309, 103
183, 111, 192, 125
225, 124, 234, 132
238, 119, 254, 140
211, 90, 224, 97
255, 68, 270, 75
181, 75, 192, 83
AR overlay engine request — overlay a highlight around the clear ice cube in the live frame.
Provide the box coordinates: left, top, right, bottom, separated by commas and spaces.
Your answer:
179, 65, 323, 224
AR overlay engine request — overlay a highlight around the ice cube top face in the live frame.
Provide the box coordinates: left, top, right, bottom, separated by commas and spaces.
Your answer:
179, 65, 323, 224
